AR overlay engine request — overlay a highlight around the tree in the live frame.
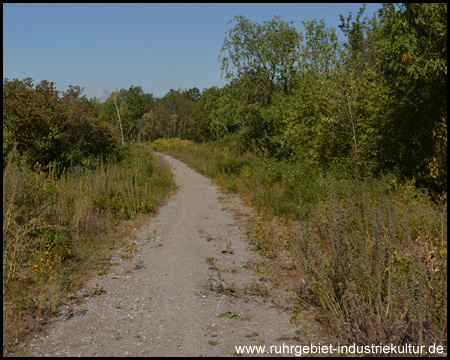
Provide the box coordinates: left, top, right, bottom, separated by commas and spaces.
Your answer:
220, 15, 302, 159
138, 89, 197, 141
3, 78, 123, 169
111, 90, 125, 145
60, 85, 98, 124
3, 78, 65, 167
101, 86, 152, 143
376, 3, 447, 193
120, 85, 151, 141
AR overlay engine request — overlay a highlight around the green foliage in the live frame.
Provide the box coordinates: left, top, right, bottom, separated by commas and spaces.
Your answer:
210, 5, 447, 197
376, 3, 447, 194
192, 85, 243, 142
3, 78, 124, 171
218, 311, 240, 319
100, 85, 153, 142
220, 15, 303, 158
136, 88, 197, 142
221, 15, 301, 97
3, 78, 65, 167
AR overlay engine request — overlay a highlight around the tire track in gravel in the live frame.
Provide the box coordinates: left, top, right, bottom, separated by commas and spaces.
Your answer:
21, 153, 312, 357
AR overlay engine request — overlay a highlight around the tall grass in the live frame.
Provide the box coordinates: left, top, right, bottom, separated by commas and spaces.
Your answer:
290, 177, 447, 347
153, 137, 447, 351
3, 143, 175, 348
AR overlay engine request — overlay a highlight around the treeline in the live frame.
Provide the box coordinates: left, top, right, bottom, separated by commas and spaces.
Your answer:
145, 3, 446, 198
4, 4, 447, 198
3, 5, 446, 197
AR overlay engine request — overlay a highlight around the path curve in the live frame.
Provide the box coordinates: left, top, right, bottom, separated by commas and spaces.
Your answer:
22, 153, 304, 357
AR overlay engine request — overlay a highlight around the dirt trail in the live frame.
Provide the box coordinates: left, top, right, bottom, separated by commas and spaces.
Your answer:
20, 153, 315, 357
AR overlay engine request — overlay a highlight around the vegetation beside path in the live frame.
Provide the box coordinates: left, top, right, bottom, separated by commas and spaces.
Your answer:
3, 143, 176, 351
153, 137, 447, 352
4, 3, 447, 354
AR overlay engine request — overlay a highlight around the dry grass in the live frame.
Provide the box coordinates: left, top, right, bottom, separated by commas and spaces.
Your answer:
289, 179, 447, 348
3, 143, 176, 353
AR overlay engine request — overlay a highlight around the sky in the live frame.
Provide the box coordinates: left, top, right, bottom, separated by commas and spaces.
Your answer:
3, 3, 383, 101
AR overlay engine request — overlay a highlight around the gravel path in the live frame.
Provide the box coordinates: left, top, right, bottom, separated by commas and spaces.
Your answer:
21, 153, 310, 357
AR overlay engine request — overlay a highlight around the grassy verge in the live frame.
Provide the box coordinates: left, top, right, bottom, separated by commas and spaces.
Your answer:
3, 143, 176, 352
152, 137, 447, 352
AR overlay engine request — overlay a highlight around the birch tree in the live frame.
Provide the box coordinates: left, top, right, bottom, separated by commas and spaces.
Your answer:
111, 90, 125, 145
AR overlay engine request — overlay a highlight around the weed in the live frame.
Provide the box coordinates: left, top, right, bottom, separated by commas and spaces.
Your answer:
206, 257, 216, 268
217, 311, 250, 321
218, 311, 240, 319
256, 262, 280, 284
151, 228, 158, 247
203, 276, 216, 292
245, 331, 259, 338
198, 229, 213, 242
90, 284, 107, 297
243, 280, 269, 297
121, 241, 138, 260
222, 238, 234, 255
203, 275, 236, 297
204, 258, 236, 297
97, 257, 112, 276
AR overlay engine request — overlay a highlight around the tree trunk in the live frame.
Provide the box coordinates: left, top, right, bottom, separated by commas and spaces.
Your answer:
112, 92, 125, 145
263, 128, 268, 161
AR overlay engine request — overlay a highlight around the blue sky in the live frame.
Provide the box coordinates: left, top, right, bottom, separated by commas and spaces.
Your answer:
3, 3, 382, 100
